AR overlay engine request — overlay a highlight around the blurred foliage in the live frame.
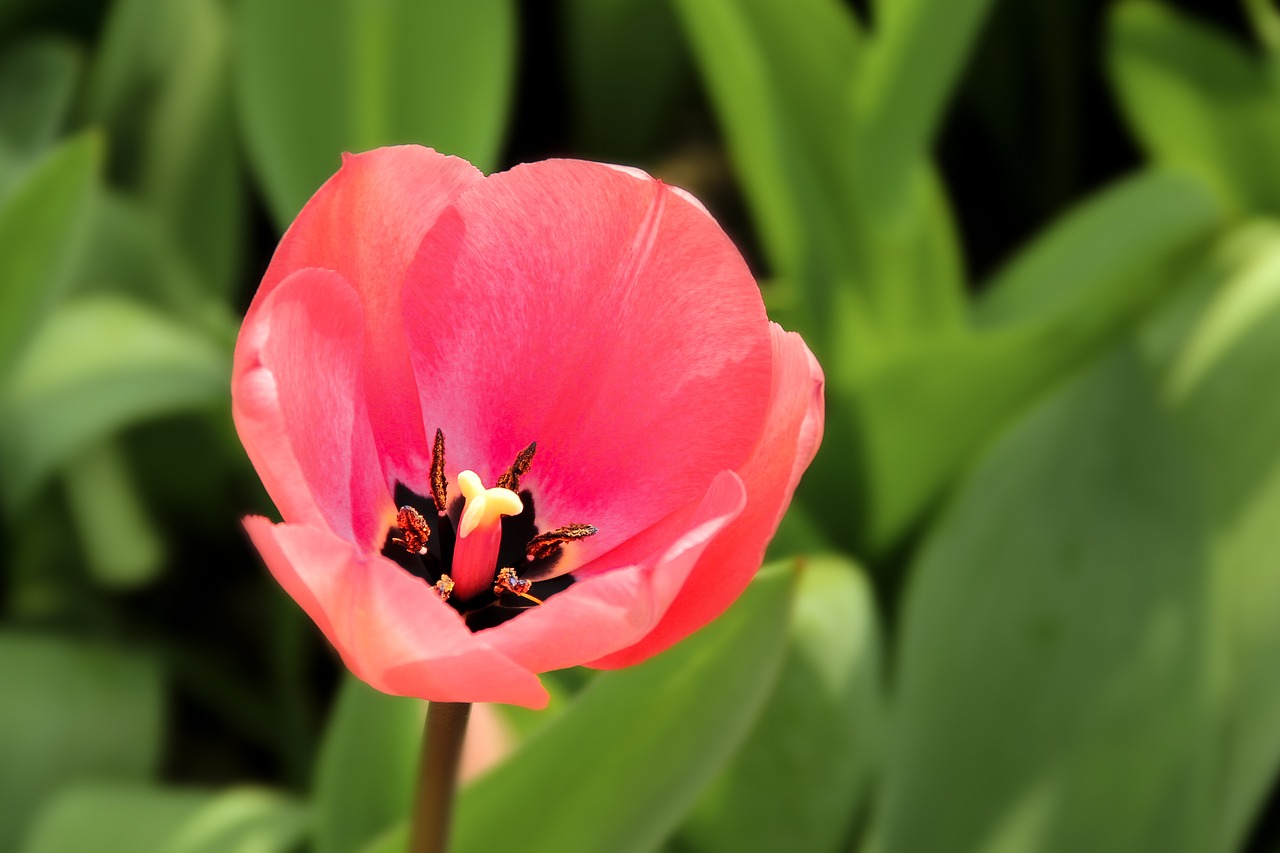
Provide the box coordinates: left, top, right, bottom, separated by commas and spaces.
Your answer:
3, 1, 1280, 853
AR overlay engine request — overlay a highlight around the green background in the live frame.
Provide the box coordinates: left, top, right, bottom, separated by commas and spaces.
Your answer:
3, 1, 1280, 851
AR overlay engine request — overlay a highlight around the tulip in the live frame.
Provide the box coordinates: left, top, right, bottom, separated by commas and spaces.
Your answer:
233, 145, 823, 710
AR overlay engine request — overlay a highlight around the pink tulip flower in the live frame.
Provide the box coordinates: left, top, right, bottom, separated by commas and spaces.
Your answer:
233, 146, 823, 708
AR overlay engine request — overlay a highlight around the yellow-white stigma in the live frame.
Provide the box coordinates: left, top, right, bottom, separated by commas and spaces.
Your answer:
457, 470, 523, 537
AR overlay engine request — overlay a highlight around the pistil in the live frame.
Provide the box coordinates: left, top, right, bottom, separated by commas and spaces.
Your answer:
449, 470, 523, 600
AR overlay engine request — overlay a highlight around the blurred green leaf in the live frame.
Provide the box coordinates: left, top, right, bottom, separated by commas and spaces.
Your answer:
1136, 225, 1276, 374
671, 0, 862, 294
810, 333, 1030, 554
313, 676, 423, 853
448, 563, 793, 853
1158, 230, 1280, 851
680, 555, 882, 853
137, 0, 241, 299
21, 785, 307, 853
491, 668, 579, 742
851, 0, 998, 218
4, 492, 81, 620
673, 0, 966, 351
977, 170, 1221, 327
845, 166, 968, 347
356, 826, 405, 853
61, 439, 165, 588
22, 787, 208, 853
85, 0, 244, 296
808, 169, 1220, 555
0, 36, 80, 165
237, 0, 516, 229
1108, 0, 1280, 213
0, 132, 99, 378
69, 189, 231, 330
0, 634, 164, 852
763, 499, 832, 559
873, 352, 1212, 853
563, 0, 688, 160
163, 788, 309, 853
0, 295, 229, 509
1159, 223, 1280, 401
1243, 0, 1280, 55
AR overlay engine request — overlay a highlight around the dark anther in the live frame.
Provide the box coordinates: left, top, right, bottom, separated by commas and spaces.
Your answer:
389, 483, 454, 576
463, 572, 574, 631
526, 524, 598, 561
430, 428, 448, 513
496, 441, 537, 492
393, 506, 431, 555
494, 567, 540, 603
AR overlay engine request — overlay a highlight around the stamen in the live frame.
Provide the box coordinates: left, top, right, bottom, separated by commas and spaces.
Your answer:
457, 470, 523, 538
496, 442, 537, 492
392, 506, 431, 555
430, 428, 448, 513
434, 574, 455, 601
495, 567, 543, 605
526, 523, 598, 561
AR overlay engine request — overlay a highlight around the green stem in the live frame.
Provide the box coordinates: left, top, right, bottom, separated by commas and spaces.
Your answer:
410, 702, 472, 853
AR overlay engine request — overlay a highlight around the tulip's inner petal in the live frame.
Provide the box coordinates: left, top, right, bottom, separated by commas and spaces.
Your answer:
484, 471, 747, 673
251, 147, 485, 495
592, 324, 825, 669
256, 268, 391, 548
402, 160, 773, 562
233, 330, 328, 534
246, 517, 550, 708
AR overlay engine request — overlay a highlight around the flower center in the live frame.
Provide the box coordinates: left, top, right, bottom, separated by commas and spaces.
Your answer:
380, 429, 597, 632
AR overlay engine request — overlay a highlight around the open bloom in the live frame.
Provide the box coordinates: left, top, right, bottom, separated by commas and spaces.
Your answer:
233, 146, 823, 708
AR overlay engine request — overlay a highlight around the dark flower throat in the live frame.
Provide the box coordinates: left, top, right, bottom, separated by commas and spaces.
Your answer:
380, 429, 596, 632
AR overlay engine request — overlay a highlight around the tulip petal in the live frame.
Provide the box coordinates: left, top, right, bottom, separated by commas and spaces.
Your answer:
252, 146, 483, 490
246, 517, 549, 708
402, 160, 774, 561
484, 471, 746, 673
591, 324, 824, 667
234, 268, 388, 547
232, 327, 327, 534
235, 147, 824, 703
